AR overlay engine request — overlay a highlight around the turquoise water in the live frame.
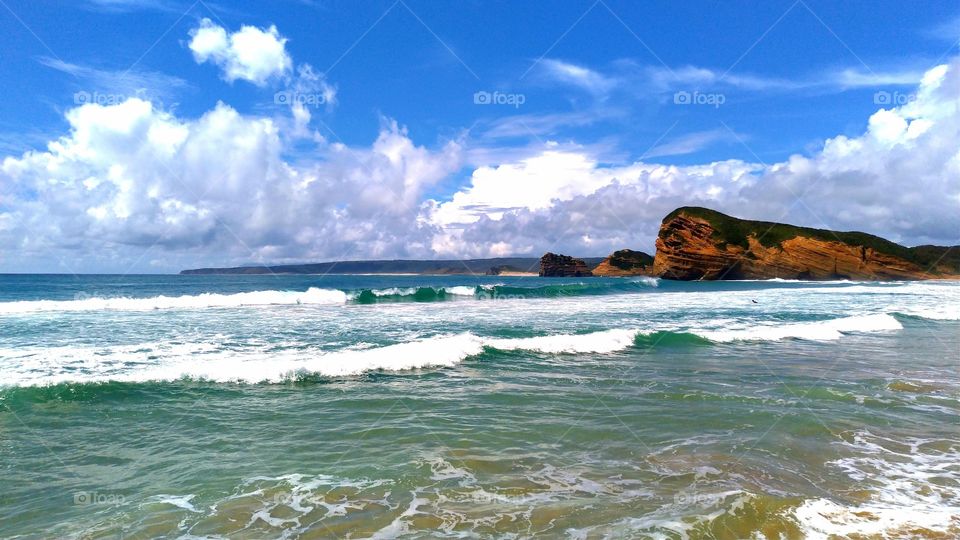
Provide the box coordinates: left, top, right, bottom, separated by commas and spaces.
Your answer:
1, 275, 958, 538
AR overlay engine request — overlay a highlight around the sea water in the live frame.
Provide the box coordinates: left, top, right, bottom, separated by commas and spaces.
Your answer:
1, 274, 958, 538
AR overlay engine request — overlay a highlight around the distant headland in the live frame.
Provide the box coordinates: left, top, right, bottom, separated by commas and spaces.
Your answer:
181, 207, 959, 281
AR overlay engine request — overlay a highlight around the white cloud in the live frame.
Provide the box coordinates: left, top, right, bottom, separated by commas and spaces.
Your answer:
481, 110, 618, 139
84, 0, 182, 13
430, 59, 960, 257
1, 58, 958, 271
539, 59, 617, 95
644, 129, 737, 159
831, 68, 926, 89
0, 100, 460, 272
38, 57, 188, 105
189, 18, 292, 86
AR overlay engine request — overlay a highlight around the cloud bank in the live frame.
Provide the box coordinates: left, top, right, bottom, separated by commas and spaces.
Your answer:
1, 49, 957, 271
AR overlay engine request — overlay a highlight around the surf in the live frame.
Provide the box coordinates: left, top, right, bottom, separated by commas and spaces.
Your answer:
0, 313, 919, 389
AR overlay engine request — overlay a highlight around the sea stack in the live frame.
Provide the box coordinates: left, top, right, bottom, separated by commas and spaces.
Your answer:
592, 249, 655, 276
539, 253, 593, 277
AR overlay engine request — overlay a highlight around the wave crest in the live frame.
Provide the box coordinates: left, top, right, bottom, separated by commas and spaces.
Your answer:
0, 287, 348, 314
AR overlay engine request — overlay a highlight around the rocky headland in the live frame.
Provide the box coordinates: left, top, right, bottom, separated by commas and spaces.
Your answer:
652, 207, 960, 280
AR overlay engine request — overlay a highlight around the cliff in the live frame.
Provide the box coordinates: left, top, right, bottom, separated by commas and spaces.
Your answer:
539, 253, 594, 277
592, 249, 655, 276
653, 207, 960, 281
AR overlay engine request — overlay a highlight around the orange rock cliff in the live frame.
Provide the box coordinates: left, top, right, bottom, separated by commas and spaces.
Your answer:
651, 207, 960, 281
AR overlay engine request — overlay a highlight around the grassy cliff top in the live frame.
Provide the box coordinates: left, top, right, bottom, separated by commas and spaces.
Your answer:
664, 207, 956, 271
606, 249, 654, 270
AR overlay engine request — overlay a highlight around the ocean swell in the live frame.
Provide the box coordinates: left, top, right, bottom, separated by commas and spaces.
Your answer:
0, 280, 667, 314
0, 287, 348, 314
0, 313, 917, 389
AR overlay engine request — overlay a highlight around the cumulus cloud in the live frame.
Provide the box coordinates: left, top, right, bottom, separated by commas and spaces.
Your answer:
0, 100, 460, 272
1, 58, 957, 271
188, 18, 292, 85
431, 59, 960, 257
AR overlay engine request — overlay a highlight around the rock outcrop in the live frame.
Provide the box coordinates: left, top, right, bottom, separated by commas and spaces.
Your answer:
592, 249, 655, 276
653, 207, 960, 281
539, 253, 593, 277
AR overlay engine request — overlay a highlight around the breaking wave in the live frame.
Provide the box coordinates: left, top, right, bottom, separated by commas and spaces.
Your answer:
0, 280, 667, 314
697, 313, 903, 342
0, 313, 915, 389
0, 287, 348, 314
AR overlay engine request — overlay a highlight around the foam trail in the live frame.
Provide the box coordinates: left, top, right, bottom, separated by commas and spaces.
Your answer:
368, 287, 420, 297
0, 316, 914, 387
791, 430, 960, 538
696, 314, 902, 342
486, 329, 639, 354
0, 287, 348, 315
445, 286, 479, 296
117, 333, 486, 383
895, 306, 960, 321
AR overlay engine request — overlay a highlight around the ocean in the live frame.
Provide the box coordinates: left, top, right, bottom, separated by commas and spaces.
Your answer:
1, 274, 958, 539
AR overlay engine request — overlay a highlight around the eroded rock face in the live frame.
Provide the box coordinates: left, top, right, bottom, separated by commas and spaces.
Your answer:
653, 209, 957, 281
592, 249, 655, 276
539, 253, 593, 277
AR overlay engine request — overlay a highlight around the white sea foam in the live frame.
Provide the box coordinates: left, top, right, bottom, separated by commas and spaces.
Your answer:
695, 313, 903, 342
125, 333, 487, 383
895, 305, 960, 320
0, 314, 918, 387
791, 430, 960, 538
150, 494, 201, 512
368, 287, 419, 297
0, 287, 348, 315
444, 286, 479, 296
486, 328, 639, 354
0, 334, 486, 385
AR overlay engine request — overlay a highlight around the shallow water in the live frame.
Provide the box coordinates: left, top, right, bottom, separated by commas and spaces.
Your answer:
1, 275, 958, 538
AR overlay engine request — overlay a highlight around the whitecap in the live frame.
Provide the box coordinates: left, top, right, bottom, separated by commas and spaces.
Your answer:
0, 287, 348, 315
695, 313, 902, 342
485, 328, 639, 354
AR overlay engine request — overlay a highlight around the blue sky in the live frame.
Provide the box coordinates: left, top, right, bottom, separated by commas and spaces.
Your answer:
0, 0, 958, 272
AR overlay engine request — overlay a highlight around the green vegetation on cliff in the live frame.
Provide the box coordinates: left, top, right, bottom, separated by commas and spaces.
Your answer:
605, 249, 654, 270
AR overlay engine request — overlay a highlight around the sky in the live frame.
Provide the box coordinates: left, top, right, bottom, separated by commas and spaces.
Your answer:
0, 0, 958, 273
